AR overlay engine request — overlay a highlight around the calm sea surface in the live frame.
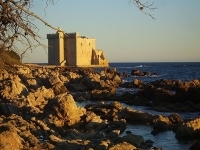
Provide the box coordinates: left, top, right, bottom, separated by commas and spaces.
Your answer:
90, 62, 200, 150
109, 62, 200, 82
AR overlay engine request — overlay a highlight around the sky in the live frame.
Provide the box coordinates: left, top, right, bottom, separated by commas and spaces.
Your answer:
22, 0, 200, 63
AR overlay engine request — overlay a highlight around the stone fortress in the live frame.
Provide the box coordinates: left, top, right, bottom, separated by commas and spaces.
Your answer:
47, 30, 109, 67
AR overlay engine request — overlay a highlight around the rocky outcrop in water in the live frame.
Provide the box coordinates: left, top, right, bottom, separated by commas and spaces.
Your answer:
131, 69, 157, 77
0, 65, 199, 149
175, 118, 200, 139
119, 79, 200, 112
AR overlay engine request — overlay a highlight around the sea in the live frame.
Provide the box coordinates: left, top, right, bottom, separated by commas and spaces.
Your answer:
86, 62, 200, 150
109, 62, 200, 83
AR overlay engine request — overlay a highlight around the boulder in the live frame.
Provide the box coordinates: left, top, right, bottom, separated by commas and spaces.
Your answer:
112, 74, 122, 84
0, 69, 9, 80
91, 88, 116, 100
168, 113, 183, 124
133, 79, 143, 88
153, 115, 172, 131
121, 133, 144, 147
52, 82, 68, 95
84, 112, 107, 130
20, 73, 40, 90
16, 65, 31, 75
176, 118, 200, 138
49, 74, 61, 85
131, 69, 140, 76
0, 75, 28, 100
66, 71, 81, 80
0, 102, 21, 115
189, 140, 200, 150
81, 73, 102, 90
68, 83, 88, 92
27, 86, 54, 109
123, 108, 155, 124
0, 124, 23, 150
46, 93, 86, 127
131, 69, 151, 76
109, 142, 137, 150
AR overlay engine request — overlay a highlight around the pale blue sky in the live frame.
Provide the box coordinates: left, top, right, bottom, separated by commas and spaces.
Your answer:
23, 0, 200, 63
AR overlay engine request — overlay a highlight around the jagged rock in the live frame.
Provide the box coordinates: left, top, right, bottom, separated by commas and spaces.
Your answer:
153, 115, 172, 131
121, 133, 144, 147
110, 101, 124, 110
95, 140, 110, 150
108, 130, 121, 138
81, 73, 102, 90
27, 86, 54, 109
0, 124, 23, 150
84, 112, 108, 130
109, 142, 137, 150
23, 74, 38, 89
0, 75, 28, 100
0, 102, 20, 115
68, 83, 88, 92
112, 74, 122, 84
123, 108, 155, 124
168, 113, 183, 124
52, 82, 68, 95
66, 72, 81, 80
49, 74, 61, 85
91, 87, 116, 100
133, 79, 144, 88
0, 114, 42, 149
16, 65, 31, 75
176, 118, 200, 138
189, 140, 200, 150
45, 93, 86, 127
49, 134, 64, 143
131, 69, 149, 76
0, 69, 9, 80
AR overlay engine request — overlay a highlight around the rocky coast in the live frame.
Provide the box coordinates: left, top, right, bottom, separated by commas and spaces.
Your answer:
0, 65, 200, 150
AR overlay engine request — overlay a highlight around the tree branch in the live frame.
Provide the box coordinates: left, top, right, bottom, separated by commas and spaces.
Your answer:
9, 0, 60, 32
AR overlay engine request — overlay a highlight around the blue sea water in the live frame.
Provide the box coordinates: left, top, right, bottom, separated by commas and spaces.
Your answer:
109, 62, 200, 83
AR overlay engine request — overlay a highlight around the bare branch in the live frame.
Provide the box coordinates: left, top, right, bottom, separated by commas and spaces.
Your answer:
129, 0, 157, 19
10, 0, 59, 31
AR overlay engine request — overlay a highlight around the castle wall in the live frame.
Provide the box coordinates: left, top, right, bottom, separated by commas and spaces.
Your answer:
47, 32, 65, 66
91, 49, 108, 66
76, 37, 95, 66
65, 33, 77, 66
47, 38, 56, 65
59, 32, 65, 66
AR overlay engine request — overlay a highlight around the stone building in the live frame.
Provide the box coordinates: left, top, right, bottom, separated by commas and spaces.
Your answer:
47, 31, 109, 67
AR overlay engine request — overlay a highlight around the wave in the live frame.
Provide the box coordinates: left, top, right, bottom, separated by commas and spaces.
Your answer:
135, 65, 152, 68
113, 65, 152, 69
135, 65, 143, 68
116, 88, 139, 95
115, 67, 134, 69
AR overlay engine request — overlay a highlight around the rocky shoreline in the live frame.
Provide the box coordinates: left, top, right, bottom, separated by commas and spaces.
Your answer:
0, 65, 200, 150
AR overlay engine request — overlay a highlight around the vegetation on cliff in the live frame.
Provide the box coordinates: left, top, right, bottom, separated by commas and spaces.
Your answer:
0, 49, 22, 71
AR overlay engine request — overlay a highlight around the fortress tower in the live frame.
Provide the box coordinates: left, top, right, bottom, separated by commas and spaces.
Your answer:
47, 31, 109, 67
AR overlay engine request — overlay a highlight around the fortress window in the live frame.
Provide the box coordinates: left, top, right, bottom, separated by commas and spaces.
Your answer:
89, 43, 90, 46
81, 43, 82, 46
